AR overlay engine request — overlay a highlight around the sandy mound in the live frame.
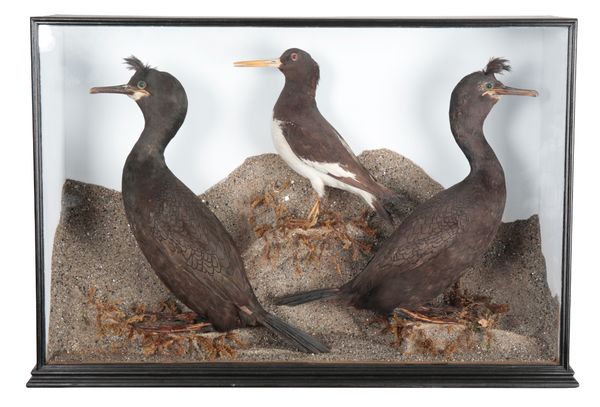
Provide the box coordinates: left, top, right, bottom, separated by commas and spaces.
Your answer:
47, 149, 558, 364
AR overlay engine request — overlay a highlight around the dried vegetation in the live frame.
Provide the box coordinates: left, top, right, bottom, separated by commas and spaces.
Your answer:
383, 282, 509, 355
248, 180, 379, 275
87, 287, 246, 359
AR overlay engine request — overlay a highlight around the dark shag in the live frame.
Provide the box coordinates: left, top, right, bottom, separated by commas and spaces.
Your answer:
235, 48, 399, 226
275, 58, 538, 315
90, 56, 329, 353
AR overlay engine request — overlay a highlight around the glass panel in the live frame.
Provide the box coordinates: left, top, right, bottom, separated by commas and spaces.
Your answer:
39, 24, 569, 363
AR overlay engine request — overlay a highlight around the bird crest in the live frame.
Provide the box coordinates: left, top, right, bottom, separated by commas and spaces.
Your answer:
483, 57, 511, 75
123, 55, 151, 73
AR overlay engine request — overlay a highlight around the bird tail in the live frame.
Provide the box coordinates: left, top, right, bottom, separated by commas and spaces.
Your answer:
371, 197, 394, 225
371, 183, 398, 225
256, 311, 330, 354
372, 183, 410, 225
274, 287, 340, 306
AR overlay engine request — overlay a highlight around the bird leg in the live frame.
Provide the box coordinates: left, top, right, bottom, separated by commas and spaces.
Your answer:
132, 311, 215, 334
286, 197, 321, 229
133, 321, 214, 334
306, 197, 321, 227
396, 307, 459, 325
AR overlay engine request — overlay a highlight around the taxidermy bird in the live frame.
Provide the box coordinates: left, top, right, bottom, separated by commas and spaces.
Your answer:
90, 56, 328, 353
275, 58, 538, 317
235, 48, 399, 227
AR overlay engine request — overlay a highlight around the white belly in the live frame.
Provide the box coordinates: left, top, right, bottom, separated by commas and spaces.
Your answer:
271, 118, 375, 207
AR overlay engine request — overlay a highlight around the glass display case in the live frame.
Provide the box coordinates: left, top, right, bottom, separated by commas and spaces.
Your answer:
28, 16, 577, 387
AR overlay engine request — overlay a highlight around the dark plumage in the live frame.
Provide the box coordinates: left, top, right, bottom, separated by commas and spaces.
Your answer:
235, 48, 399, 225
90, 56, 328, 353
276, 58, 538, 315
483, 57, 511, 75
124, 55, 151, 73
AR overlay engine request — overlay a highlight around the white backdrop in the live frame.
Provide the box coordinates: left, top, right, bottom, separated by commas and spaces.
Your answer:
2, 0, 600, 404
39, 24, 568, 300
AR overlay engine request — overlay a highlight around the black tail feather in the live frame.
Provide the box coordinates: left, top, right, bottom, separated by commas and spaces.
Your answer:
375, 183, 416, 224
373, 183, 408, 225
372, 197, 393, 225
274, 288, 340, 306
257, 312, 329, 353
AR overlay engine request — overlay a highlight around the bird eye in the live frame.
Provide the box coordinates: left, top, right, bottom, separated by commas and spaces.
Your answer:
290, 52, 298, 62
485, 82, 494, 90
137, 80, 147, 89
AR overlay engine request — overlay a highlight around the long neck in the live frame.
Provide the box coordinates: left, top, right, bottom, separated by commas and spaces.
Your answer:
129, 107, 185, 163
450, 106, 502, 177
122, 100, 187, 214
273, 77, 317, 118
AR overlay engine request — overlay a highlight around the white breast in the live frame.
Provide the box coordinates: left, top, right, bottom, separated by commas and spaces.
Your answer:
271, 118, 375, 207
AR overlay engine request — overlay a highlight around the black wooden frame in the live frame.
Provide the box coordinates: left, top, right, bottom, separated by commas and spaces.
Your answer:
28, 16, 578, 387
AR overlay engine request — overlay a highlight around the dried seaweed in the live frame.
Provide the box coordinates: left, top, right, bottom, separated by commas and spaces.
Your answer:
382, 282, 509, 356
440, 282, 509, 328
247, 180, 379, 273
87, 288, 246, 360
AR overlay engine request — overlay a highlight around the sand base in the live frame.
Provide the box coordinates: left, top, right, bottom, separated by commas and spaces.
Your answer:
47, 149, 559, 364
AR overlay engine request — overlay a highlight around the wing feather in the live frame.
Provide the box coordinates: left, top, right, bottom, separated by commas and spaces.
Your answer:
150, 181, 244, 282
277, 118, 384, 195
350, 198, 464, 291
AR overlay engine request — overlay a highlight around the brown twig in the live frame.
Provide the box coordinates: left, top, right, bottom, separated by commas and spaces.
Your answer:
248, 181, 379, 275
86, 288, 244, 359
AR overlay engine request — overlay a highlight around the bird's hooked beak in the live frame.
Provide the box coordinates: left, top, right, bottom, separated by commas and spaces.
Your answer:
233, 58, 282, 68
89, 84, 151, 101
483, 85, 538, 98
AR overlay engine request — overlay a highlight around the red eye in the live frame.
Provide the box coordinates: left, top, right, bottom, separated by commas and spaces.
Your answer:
290, 52, 298, 62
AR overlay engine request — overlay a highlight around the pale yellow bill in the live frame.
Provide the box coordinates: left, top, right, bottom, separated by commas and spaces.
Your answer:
233, 58, 281, 68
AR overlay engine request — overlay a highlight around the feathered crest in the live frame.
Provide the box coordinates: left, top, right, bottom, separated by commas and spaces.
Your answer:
123, 55, 151, 72
483, 57, 511, 75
